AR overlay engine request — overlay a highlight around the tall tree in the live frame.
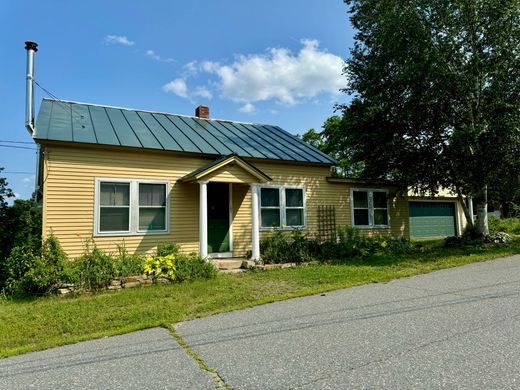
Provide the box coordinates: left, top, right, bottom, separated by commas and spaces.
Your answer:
301, 116, 364, 177
338, 0, 520, 234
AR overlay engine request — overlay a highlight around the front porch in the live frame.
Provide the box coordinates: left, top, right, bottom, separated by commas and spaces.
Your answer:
180, 154, 272, 260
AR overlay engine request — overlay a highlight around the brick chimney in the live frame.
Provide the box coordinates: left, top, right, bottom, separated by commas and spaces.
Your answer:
195, 105, 209, 119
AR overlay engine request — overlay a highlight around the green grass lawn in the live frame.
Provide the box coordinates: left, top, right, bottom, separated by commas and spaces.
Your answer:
1, 239, 520, 358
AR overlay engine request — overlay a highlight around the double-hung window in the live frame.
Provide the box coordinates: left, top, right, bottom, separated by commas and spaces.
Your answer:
259, 186, 306, 229
95, 179, 168, 235
351, 189, 389, 227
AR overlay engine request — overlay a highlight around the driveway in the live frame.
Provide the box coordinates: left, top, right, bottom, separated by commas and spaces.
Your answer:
2, 255, 520, 389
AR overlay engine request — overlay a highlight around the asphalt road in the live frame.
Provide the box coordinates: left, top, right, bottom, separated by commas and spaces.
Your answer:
2, 255, 520, 389
178, 255, 520, 389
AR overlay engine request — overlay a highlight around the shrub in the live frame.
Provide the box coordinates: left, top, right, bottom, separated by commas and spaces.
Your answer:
175, 253, 217, 282
115, 244, 144, 277
260, 226, 417, 263
72, 241, 116, 290
0, 199, 41, 286
489, 216, 520, 235
144, 254, 176, 282
2, 234, 67, 296
156, 242, 181, 257
260, 230, 292, 264
484, 232, 512, 244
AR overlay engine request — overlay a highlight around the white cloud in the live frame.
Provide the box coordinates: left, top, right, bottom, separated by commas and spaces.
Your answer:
183, 61, 199, 76
201, 39, 344, 106
162, 79, 188, 98
13, 192, 20, 199
162, 79, 212, 101
239, 103, 255, 113
22, 176, 33, 183
103, 35, 135, 46
193, 86, 213, 100
146, 49, 175, 63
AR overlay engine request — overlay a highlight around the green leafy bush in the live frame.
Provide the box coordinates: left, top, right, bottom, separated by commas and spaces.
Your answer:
144, 254, 176, 281
2, 234, 67, 296
156, 242, 181, 257
0, 200, 42, 287
175, 253, 217, 282
115, 244, 144, 277
489, 216, 520, 235
260, 226, 416, 263
260, 230, 291, 264
71, 241, 116, 290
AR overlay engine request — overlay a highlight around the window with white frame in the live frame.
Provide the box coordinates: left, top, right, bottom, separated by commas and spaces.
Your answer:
260, 186, 305, 228
96, 179, 168, 235
351, 189, 389, 227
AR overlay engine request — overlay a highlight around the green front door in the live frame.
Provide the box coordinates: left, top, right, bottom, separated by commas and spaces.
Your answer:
409, 201, 456, 238
207, 183, 230, 253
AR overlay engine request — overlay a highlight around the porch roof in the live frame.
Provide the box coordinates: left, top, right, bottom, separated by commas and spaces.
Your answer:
180, 154, 272, 183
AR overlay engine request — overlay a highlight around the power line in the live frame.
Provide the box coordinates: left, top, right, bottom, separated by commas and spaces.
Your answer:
0, 144, 37, 151
3, 171, 34, 174
34, 80, 85, 119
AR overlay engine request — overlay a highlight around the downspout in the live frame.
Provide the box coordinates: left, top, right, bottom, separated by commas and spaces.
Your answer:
25, 41, 38, 135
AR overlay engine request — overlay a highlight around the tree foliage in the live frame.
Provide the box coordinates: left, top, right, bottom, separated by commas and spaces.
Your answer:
301, 116, 364, 177
336, 0, 520, 230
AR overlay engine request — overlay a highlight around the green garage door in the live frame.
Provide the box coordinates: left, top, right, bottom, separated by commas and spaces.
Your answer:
409, 202, 456, 238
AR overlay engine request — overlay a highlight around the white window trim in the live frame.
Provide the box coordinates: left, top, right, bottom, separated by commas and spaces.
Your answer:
258, 184, 307, 230
350, 188, 390, 229
94, 178, 170, 237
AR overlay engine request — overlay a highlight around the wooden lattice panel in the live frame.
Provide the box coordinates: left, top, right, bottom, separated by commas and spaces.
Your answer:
318, 205, 336, 241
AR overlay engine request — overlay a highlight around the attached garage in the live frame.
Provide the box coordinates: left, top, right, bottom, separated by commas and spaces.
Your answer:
409, 201, 457, 238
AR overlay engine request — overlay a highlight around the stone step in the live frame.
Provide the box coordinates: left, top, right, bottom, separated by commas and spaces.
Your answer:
211, 259, 244, 270
220, 268, 244, 275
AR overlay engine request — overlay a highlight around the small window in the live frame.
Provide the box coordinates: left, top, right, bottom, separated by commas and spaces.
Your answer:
95, 179, 168, 235
259, 185, 306, 229
138, 183, 167, 231
285, 188, 304, 227
99, 182, 130, 232
260, 188, 281, 228
351, 190, 389, 227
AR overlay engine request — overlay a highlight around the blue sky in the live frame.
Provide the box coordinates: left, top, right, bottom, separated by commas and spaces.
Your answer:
0, 1, 355, 200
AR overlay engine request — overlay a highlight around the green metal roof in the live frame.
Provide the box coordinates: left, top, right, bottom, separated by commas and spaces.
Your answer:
34, 99, 337, 165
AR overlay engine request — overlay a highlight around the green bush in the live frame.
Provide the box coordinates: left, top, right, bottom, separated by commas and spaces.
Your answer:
260, 226, 416, 263
2, 234, 67, 296
156, 242, 181, 257
71, 241, 116, 290
175, 253, 217, 282
144, 254, 176, 281
115, 244, 144, 277
0, 199, 42, 287
260, 230, 290, 263
489, 216, 520, 235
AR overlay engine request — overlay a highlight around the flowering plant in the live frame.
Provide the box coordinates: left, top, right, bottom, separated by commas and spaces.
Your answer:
143, 254, 176, 281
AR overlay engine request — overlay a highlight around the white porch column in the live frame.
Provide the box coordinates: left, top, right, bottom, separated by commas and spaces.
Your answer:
251, 184, 260, 260
199, 181, 208, 258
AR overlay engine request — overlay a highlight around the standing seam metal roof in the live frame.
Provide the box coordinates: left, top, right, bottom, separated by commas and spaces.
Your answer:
34, 99, 338, 165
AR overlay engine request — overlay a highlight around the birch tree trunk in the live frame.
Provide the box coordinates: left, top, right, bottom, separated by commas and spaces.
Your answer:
476, 186, 489, 236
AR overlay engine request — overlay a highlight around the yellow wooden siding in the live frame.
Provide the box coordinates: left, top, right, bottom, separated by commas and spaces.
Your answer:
204, 164, 258, 184
231, 183, 251, 257
43, 144, 207, 258
43, 143, 412, 259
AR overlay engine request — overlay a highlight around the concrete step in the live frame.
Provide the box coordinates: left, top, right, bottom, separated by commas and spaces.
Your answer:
220, 268, 244, 275
211, 259, 244, 270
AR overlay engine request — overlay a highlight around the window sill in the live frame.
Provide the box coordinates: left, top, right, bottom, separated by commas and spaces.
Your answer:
93, 231, 170, 237
259, 226, 307, 231
353, 225, 390, 229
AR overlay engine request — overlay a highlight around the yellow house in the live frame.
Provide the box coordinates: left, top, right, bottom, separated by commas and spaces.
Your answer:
32, 99, 466, 260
